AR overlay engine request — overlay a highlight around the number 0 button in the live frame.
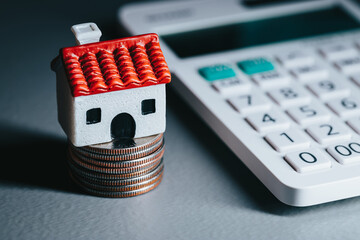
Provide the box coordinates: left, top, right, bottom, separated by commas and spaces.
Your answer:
285, 148, 332, 173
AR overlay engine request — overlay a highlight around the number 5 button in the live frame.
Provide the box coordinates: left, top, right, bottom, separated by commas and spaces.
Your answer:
265, 129, 311, 153
285, 148, 332, 173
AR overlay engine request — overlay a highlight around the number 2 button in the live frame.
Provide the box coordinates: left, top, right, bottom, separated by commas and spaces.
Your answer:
306, 120, 352, 145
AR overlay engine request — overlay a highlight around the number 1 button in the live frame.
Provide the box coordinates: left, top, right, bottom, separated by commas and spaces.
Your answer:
265, 129, 311, 153
285, 148, 332, 173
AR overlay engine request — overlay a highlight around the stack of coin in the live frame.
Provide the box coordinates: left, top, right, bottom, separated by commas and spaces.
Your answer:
66, 134, 164, 197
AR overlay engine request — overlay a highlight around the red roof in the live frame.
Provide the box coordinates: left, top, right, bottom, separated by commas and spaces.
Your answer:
61, 33, 171, 97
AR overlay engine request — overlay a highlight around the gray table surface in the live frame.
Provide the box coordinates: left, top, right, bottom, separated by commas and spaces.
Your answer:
1, 0, 360, 239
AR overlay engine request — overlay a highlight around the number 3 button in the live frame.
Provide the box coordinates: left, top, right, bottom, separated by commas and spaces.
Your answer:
285, 148, 332, 173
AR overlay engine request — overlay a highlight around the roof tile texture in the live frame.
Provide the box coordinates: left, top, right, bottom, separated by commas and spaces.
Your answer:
61, 33, 171, 97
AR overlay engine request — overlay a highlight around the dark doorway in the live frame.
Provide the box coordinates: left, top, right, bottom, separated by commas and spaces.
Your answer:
110, 113, 136, 140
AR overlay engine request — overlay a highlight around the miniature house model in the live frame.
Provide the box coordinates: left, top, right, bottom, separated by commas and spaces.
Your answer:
52, 23, 171, 147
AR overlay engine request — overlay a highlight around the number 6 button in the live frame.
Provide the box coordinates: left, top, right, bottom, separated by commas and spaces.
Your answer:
285, 148, 332, 173
327, 141, 360, 165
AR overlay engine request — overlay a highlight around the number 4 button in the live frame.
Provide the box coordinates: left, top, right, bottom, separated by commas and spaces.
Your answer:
265, 129, 311, 153
246, 109, 290, 134
285, 148, 332, 173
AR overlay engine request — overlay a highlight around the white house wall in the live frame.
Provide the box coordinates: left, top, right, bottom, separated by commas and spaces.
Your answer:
58, 77, 166, 147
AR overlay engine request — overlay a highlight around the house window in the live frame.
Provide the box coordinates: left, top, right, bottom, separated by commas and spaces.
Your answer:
141, 99, 156, 115
86, 108, 101, 124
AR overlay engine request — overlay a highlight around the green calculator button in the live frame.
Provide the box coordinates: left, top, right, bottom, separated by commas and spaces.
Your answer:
237, 58, 274, 75
198, 64, 236, 81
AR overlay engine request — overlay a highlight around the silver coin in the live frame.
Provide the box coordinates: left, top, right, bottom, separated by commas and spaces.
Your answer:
69, 172, 163, 198
71, 137, 164, 161
67, 157, 163, 180
71, 163, 163, 191
68, 143, 164, 171
69, 141, 164, 168
71, 161, 164, 186
76, 133, 163, 155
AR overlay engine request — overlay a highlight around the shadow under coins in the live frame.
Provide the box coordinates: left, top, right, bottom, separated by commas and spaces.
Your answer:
166, 87, 360, 216
0, 123, 75, 194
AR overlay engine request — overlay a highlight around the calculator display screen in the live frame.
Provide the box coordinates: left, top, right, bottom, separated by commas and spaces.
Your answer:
161, 6, 360, 58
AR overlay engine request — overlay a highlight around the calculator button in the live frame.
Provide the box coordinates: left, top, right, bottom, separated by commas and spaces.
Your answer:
265, 129, 311, 153
285, 148, 332, 173
227, 91, 272, 114
350, 74, 360, 87
251, 71, 290, 89
237, 58, 274, 75
267, 85, 311, 108
199, 64, 236, 81
334, 57, 360, 75
246, 109, 290, 134
291, 65, 329, 82
319, 44, 358, 61
306, 121, 352, 145
286, 102, 331, 126
277, 51, 315, 68
327, 96, 360, 119
212, 77, 251, 95
346, 117, 360, 134
327, 141, 360, 165
307, 79, 350, 101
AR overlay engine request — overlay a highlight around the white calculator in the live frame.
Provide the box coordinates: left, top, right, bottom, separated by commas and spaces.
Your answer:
119, 0, 360, 206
